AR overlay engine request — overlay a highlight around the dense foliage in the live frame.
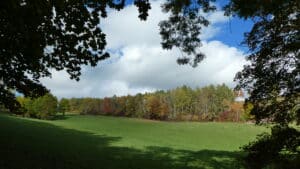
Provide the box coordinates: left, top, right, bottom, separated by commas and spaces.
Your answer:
159, 0, 216, 66
39, 84, 246, 122
58, 98, 70, 116
17, 93, 58, 119
226, 0, 300, 168
2, 0, 299, 168
243, 126, 300, 169
15, 84, 244, 121
0, 0, 216, 112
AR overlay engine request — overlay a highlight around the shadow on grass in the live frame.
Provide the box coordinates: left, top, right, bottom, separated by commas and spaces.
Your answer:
0, 115, 244, 169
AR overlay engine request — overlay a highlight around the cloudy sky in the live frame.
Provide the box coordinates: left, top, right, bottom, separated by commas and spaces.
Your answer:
41, 0, 252, 98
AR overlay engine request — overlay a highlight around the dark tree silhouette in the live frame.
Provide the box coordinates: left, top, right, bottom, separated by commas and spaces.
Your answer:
0, 0, 215, 112
159, 0, 216, 66
1, 1, 299, 168
225, 0, 300, 168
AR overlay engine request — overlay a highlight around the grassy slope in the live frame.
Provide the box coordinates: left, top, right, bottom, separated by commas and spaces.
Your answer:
50, 115, 266, 151
0, 114, 267, 169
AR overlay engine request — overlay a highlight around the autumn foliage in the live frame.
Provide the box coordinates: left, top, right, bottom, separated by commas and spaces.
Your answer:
35, 84, 247, 122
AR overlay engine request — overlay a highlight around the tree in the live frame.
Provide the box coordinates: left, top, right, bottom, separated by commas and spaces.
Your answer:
16, 94, 58, 119
125, 95, 136, 117
225, 0, 300, 168
242, 102, 254, 121
172, 86, 194, 120
115, 96, 127, 116
215, 84, 235, 113
134, 93, 146, 118
33, 93, 58, 119
199, 85, 219, 121
102, 97, 113, 115
145, 94, 161, 119
159, 0, 216, 66
16, 96, 34, 117
58, 98, 70, 116
229, 101, 243, 122
194, 87, 209, 120
0, 0, 148, 112
0, 0, 215, 113
2, 1, 298, 167
68, 98, 82, 113
79, 98, 101, 115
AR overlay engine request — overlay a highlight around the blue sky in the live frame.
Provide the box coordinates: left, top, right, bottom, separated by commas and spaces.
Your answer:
41, 0, 252, 98
123, 0, 253, 52
211, 18, 253, 52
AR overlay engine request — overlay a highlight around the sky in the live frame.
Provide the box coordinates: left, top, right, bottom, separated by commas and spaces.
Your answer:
41, 0, 253, 99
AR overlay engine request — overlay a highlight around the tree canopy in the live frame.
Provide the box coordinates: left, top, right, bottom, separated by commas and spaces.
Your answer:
225, 0, 300, 168
17, 84, 240, 121
17, 93, 58, 119
1, 0, 299, 168
0, 0, 215, 112
226, 0, 299, 125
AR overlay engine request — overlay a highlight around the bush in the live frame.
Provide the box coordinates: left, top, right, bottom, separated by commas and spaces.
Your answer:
243, 125, 300, 169
17, 94, 58, 119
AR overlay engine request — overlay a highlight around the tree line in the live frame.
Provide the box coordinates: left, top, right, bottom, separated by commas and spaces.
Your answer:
2, 1, 297, 168
16, 84, 248, 121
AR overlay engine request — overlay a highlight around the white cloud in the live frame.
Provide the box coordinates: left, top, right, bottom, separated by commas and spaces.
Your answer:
41, 0, 246, 98
101, 1, 167, 49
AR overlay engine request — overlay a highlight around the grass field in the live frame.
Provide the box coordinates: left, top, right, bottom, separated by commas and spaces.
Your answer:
0, 114, 267, 169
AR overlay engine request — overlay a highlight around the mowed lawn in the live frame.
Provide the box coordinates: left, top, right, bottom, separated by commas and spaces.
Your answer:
0, 114, 267, 169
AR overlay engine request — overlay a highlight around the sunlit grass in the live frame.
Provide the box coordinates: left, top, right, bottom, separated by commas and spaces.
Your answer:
0, 114, 267, 169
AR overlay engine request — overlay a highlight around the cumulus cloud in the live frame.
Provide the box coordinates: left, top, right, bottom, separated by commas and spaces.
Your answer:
41, 0, 247, 98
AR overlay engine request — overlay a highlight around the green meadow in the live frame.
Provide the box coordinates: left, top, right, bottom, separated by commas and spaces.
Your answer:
0, 114, 267, 169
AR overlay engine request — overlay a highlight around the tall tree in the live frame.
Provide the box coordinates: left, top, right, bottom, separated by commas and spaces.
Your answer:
226, 0, 300, 168
3, 1, 298, 167
202, 85, 218, 120
102, 97, 113, 115
32, 93, 58, 119
125, 95, 136, 117
172, 86, 194, 119
145, 94, 161, 119
134, 93, 146, 118
215, 84, 235, 113
58, 98, 70, 116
